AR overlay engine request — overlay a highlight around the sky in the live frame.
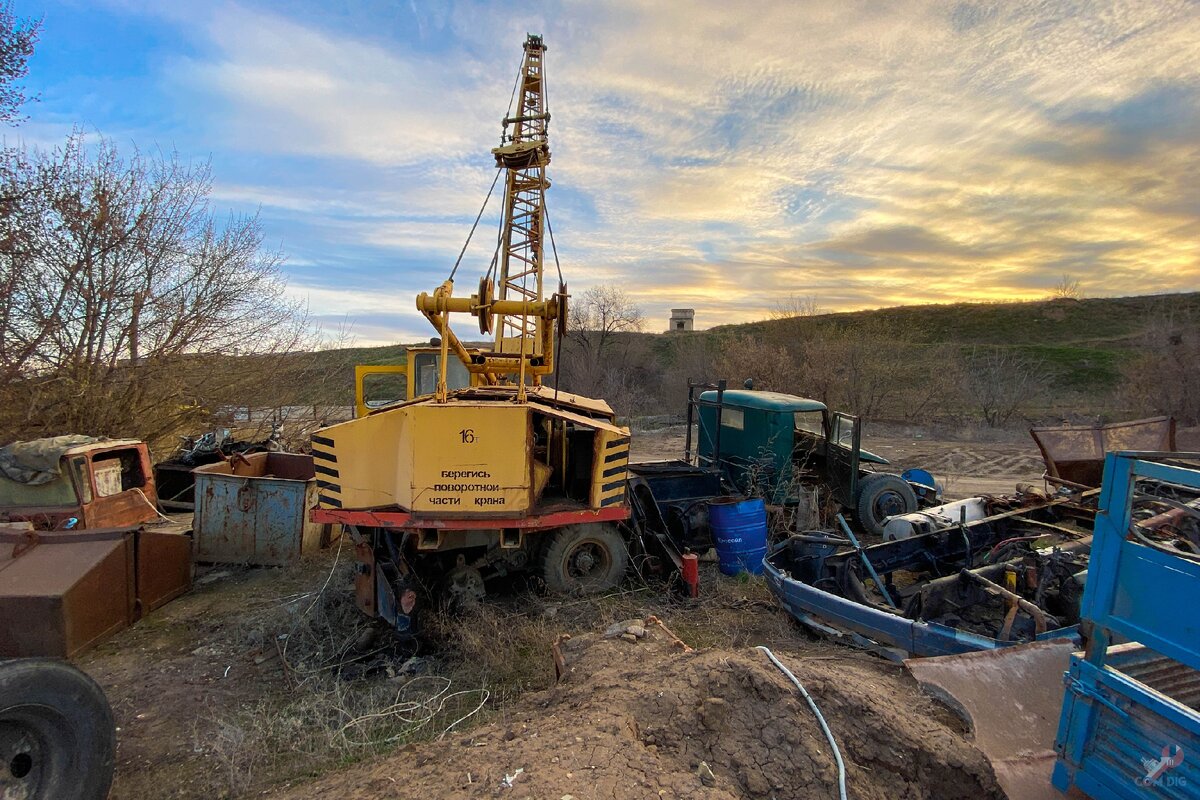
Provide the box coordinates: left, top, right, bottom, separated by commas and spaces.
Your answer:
12, 0, 1200, 345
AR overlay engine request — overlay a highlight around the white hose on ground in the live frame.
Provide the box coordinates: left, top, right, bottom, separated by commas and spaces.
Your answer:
755, 645, 848, 800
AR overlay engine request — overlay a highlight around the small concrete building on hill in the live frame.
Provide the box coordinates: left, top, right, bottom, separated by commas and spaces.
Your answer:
667, 308, 695, 333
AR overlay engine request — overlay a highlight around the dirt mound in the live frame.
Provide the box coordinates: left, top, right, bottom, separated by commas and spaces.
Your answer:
269, 619, 1003, 800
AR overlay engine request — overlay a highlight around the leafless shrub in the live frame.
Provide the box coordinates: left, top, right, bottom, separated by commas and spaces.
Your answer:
660, 334, 716, 410
894, 343, 968, 423
1119, 312, 1200, 425
792, 319, 921, 418
712, 334, 798, 393
963, 347, 1050, 427
768, 292, 822, 320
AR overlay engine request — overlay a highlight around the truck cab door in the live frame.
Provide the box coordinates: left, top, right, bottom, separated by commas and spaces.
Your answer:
825, 412, 861, 508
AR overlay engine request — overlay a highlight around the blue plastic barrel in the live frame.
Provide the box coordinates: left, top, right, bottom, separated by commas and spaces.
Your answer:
708, 497, 768, 576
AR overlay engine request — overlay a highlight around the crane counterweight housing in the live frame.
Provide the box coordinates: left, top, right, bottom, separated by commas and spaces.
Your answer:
313, 388, 629, 517
311, 34, 632, 635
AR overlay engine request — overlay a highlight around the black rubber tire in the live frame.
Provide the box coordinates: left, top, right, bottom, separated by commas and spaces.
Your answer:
541, 524, 629, 595
0, 658, 116, 800
855, 473, 918, 536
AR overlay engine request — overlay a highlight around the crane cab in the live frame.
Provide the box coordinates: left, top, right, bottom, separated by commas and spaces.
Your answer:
354, 346, 483, 418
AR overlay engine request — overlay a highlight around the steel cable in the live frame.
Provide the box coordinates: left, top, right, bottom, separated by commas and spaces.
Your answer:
448, 168, 503, 282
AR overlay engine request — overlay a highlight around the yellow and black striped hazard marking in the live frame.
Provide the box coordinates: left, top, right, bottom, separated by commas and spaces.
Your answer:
311, 434, 342, 508
599, 435, 629, 507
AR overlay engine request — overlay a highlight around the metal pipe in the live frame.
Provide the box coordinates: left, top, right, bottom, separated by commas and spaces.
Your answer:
960, 569, 1050, 635
713, 380, 725, 472
416, 294, 558, 318
684, 381, 696, 464
836, 514, 897, 609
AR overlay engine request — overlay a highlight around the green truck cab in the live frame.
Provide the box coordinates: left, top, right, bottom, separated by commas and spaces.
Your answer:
696, 388, 930, 535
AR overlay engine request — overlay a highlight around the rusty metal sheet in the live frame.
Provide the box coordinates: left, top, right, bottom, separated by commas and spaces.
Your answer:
135, 529, 193, 615
193, 452, 324, 566
0, 528, 135, 658
906, 639, 1077, 800
1031, 417, 1176, 488
353, 538, 376, 618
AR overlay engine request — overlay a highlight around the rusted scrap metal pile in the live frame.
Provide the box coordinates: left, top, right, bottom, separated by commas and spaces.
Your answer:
152, 426, 283, 511
763, 416, 1195, 659
0, 433, 333, 659
758, 422, 1199, 800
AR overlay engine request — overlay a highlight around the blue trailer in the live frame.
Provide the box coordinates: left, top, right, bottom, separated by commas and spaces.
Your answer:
1053, 452, 1200, 798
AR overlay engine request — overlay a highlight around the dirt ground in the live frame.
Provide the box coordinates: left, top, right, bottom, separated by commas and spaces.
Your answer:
267, 621, 1002, 800
77, 427, 1057, 799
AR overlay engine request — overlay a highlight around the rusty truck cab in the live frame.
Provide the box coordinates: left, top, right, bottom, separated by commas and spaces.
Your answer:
0, 439, 159, 530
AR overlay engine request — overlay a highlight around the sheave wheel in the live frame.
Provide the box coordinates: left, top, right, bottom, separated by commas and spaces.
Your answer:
855, 473, 918, 536
0, 658, 116, 800
541, 524, 628, 595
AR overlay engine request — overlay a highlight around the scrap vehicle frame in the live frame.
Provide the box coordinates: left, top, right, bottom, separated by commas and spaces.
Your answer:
625, 379, 946, 577
1, 438, 160, 530
763, 489, 1100, 658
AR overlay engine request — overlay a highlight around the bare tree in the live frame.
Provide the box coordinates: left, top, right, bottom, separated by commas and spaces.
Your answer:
791, 320, 909, 418
0, 2, 39, 124
769, 293, 822, 320
559, 285, 646, 407
567, 286, 644, 358
0, 132, 311, 447
712, 335, 798, 394
963, 347, 1050, 427
1119, 312, 1200, 425
660, 335, 716, 409
1049, 274, 1084, 300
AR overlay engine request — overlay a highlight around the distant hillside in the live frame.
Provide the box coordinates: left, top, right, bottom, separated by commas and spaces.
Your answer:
283, 292, 1198, 412
704, 292, 1200, 395
713, 292, 1199, 347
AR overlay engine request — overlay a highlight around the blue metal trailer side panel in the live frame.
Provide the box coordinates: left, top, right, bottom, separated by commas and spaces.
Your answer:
1052, 453, 1200, 799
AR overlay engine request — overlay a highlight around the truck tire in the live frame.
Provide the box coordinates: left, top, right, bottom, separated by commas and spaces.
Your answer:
855, 473, 918, 537
542, 524, 629, 595
0, 658, 116, 800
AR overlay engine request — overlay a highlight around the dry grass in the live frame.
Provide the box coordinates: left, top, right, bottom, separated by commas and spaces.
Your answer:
201, 551, 490, 796
199, 556, 814, 797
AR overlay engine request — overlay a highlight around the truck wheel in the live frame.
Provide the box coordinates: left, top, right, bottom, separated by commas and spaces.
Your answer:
855, 473, 917, 536
542, 524, 629, 595
0, 659, 116, 800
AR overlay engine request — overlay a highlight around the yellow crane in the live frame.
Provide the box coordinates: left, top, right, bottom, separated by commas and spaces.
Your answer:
312, 35, 631, 634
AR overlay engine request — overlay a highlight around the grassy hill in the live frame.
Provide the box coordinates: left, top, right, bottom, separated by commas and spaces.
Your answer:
716, 292, 1198, 346
285, 291, 1197, 413
705, 292, 1199, 395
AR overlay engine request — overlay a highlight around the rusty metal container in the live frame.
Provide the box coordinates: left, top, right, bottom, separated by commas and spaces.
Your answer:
136, 529, 194, 613
192, 452, 325, 566
1030, 416, 1176, 488
0, 529, 135, 658
0, 526, 194, 657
